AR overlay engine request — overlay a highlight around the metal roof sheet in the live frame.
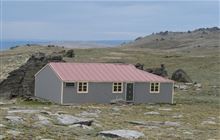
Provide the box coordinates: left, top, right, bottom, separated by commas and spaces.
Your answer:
48, 62, 173, 82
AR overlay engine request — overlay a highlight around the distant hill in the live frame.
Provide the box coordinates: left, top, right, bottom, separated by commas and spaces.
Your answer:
121, 27, 220, 50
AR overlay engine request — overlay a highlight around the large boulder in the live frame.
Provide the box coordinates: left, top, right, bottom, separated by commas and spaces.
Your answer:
0, 52, 65, 98
171, 69, 193, 83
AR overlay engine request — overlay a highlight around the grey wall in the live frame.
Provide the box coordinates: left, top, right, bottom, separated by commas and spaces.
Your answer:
134, 82, 173, 104
63, 82, 126, 104
63, 82, 173, 104
35, 66, 62, 104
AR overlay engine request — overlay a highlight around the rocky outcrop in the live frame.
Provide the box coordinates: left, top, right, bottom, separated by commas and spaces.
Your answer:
145, 64, 168, 77
171, 69, 193, 83
0, 52, 64, 98
99, 129, 144, 139
64, 49, 75, 58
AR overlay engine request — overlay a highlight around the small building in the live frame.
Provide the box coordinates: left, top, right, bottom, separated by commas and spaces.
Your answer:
35, 62, 174, 104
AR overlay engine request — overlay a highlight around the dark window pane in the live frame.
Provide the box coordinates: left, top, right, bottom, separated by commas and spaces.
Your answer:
118, 87, 122, 91
66, 83, 75, 87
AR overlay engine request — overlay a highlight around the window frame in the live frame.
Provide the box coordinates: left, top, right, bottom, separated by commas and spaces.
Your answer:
112, 82, 123, 93
77, 82, 88, 93
150, 82, 160, 93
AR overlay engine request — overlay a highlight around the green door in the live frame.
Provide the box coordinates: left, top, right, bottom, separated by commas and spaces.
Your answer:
126, 83, 134, 101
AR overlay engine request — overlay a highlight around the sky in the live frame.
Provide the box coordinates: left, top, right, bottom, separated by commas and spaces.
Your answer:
1, 0, 220, 41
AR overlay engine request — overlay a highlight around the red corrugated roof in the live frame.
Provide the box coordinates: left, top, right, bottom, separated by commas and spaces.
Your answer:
48, 62, 172, 82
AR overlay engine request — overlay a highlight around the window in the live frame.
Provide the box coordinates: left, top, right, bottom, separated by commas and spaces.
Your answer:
65, 82, 75, 87
77, 82, 88, 93
150, 83, 160, 93
112, 82, 123, 93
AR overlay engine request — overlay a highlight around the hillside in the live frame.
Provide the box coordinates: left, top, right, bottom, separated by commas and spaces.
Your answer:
0, 27, 219, 139
122, 27, 220, 51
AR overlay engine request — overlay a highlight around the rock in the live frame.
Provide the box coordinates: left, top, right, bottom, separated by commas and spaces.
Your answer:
112, 107, 120, 112
183, 131, 193, 135
179, 85, 188, 90
69, 124, 93, 130
201, 120, 216, 125
35, 114, 51, 126
158, 108, 172, 111
172, 114, 183, 118
194, 83, 202, 88
5, 116, 24, 124
164, 121, 181, 127
145, 64, 168, 77
64, 49, 75, 58
0, 135, 5, 140
8, 109, 40, 114
0, 102, 6, 105
171, 69, 193, 83
76, 111, 99, 118
0, 124, 6, 127
55, 114, 93, 126
144, 111, 160, 115
0, 52, 65, 98
128, 120, 180, 127
40, 110, 53, 115
128, 121, 163, 126
135, 63, 144, 70
7, 130, 22, 136
55, 111, 68, 115
99, 129, 144, 139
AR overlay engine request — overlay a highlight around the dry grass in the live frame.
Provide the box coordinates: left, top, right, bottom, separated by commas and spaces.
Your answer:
0, 45, 219, 139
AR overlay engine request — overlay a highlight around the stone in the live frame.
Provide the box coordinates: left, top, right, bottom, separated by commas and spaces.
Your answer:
179, 85, 188, 90
164, 121, 181, 127
0, 124, 6, 127
172, 114, 183, 118
99, 129, 144, 139
194, 83, 202, 88
128, 120, 180, 127
7, 130, 22, 136
144, 111, 160, 115
35, 114, 51, 125
40, 110, 53, 115
158, 108, 172, 111
201, 120, 216, 125
112, 107, 120, 112
76, 111, 99, 118
5, 116, 24, 124
8, 109, 40, 114
69, 124, 93, 130
171, 69, 193, 83
183, 131, 193, 135
55, 111, 68, 115
55, 114, 93, 126
0, 102, 6, 105
0, 135, 5, 140
128, 121, 163, 126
